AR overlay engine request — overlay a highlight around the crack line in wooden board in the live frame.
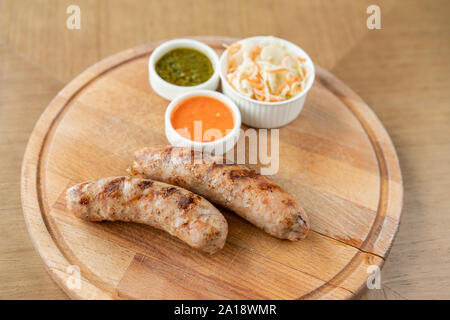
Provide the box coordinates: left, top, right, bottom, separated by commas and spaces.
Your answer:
298, 75, 397, 300
310, 230, 384, 260
27, 38, 401, 299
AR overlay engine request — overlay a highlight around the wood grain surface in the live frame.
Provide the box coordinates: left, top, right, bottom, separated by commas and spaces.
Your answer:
19, 38, 402, 299
1, 0, 449, 299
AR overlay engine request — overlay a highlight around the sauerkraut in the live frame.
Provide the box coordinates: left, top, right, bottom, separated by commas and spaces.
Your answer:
226, 37, 310, 102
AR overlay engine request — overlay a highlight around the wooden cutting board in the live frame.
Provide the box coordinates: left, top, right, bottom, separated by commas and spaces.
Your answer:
21, 36, 403, 300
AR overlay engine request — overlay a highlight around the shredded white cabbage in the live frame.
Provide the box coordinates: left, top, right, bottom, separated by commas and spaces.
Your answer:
226, 37, 309, 102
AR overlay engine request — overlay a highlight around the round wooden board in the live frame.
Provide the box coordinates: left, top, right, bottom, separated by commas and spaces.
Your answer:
21, 37, 403, 300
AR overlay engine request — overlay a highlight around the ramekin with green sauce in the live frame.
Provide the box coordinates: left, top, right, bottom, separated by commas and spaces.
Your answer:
149, 39, 219, 100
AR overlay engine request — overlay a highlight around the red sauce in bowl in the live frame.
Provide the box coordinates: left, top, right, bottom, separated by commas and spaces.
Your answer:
170, 96, 234, 142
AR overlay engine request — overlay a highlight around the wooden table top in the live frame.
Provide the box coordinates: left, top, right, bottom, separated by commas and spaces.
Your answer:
1, 0, 449, 299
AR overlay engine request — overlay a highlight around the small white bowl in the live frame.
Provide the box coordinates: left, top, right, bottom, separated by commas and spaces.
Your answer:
165, 90, 241, 155
149, 39, 220, 100
219, 36, 315, 128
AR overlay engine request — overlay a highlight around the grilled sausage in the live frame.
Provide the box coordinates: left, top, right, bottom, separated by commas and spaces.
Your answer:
66, 176, 228, 254
129, 146, 310, 240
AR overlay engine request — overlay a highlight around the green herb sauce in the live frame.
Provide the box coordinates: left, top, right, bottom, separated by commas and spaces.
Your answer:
155, 48, 214, 86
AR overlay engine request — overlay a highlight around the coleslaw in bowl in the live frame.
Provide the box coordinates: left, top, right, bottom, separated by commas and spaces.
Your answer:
219, 36, 315, 128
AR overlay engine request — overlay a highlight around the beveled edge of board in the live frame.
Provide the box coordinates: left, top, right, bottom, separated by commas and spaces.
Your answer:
20, 36, 403, 300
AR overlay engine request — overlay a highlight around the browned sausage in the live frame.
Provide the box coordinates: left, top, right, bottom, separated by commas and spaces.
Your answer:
66, 176, 228, 254
129, 146, 309, 240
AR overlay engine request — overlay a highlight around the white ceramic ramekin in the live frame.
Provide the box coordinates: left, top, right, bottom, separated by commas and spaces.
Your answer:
165, 90, 241, 155
149, 39, 220, 101
219, 36, 315, 128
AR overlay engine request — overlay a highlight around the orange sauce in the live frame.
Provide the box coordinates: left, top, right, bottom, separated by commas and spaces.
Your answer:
170, 96, 234, 142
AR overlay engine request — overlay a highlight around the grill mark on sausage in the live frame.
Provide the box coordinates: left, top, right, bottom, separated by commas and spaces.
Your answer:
258, 182, 281, 192
160, 186, 178, 198
128, 189, 153, 203
229, 168, 257, 180
79, 196, 89, 205
279, 216, 294, 227
162, 146, 174, 158
178, 194, 200, 210
99, 177, 125, 199
137, 180, 153, 189
168, 176, 186, 186
189, 149, 197, 161
295, 213, 307, 226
